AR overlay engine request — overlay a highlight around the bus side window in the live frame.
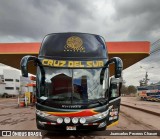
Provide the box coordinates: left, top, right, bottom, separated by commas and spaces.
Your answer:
110, 83, 119, 98
109, 80, 122, 99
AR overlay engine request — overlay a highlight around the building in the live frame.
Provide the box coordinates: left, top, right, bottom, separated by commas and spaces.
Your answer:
0, 68, 35, 96
0, 69, 20, 96
0, 74, 6, 96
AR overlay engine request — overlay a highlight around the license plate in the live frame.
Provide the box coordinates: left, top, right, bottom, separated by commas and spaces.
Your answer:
66, 126, 76, 130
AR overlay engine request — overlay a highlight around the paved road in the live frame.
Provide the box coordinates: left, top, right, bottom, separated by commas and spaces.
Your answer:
0, 98, 160, 139
121, 97, 160, 114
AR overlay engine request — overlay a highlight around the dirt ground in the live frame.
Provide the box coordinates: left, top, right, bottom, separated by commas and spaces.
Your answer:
121, 97, 160, 113
0, 97, 160, 139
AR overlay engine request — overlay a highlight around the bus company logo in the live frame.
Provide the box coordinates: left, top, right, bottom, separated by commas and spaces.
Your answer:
64, 36, 85, 52
2, 131, 11, 136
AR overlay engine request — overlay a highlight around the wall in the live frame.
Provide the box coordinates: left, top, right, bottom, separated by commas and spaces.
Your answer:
3, 69, 20, 95
0, 83, 5, 95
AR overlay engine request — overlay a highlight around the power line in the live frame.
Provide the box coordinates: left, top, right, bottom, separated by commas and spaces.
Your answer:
139, 38, 160, 63
124, 39, 160, 84
150, 38, 160, 54
151, 39, 160, 46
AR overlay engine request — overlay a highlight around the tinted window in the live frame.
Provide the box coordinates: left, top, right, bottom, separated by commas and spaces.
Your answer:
5, 79, 13, 82
39, 33, 107, 59
5, 87, 14, 90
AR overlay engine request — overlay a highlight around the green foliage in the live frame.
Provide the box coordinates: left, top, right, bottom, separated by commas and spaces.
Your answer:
121, 85, 137, 95
121, 85, 128, 95
127, 85, 137, 94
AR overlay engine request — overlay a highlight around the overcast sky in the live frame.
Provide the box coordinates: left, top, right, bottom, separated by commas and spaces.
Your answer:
0, 0, 160, 86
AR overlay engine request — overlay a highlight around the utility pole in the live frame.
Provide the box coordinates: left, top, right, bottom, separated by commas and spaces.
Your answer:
144, 72, 149, 86
139, 66, 153, 86
139, 72, 149, 86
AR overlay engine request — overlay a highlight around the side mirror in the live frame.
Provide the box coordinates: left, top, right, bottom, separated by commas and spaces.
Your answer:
20, 55, 38, 77
100, 57, 123, 84
115, 58, 123, 78
110, 77, 121, 84
100, 68, 106, 84
107, 57, 123, 78
109, 77, 122, 98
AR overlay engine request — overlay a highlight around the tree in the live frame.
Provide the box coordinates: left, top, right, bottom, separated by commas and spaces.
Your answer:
121, 85, 128, 95
128, 85, 137, 94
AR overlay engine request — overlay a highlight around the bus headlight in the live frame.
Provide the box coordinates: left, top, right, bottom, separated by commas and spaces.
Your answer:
80, 117, 86, 124
64, 117, 71, 123
93, 110, 109, 119
72, 117, 78, 124
57, 118, 63, 124
36, 110, 50, 117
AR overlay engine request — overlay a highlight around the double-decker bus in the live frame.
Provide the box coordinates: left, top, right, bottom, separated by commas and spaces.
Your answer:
137, 85, 160, 102
20, 33, 123, 131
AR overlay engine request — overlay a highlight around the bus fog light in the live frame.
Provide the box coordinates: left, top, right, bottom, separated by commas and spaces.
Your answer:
57, 118, 63, 124
64, 117, 71, 123
80, 117, 86, 124
36, 109, 50, 117
72, 117, 78, 124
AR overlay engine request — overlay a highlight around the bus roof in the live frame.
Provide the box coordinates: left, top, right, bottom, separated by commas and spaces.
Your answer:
39, 33, 107, 60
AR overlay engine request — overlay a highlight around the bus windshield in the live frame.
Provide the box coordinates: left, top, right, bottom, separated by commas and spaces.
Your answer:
37, 67, 107, 104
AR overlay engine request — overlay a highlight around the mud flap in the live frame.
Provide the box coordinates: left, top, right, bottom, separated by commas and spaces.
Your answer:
107, 97, 121, 128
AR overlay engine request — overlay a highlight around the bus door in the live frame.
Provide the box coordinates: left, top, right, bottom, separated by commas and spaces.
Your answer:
107, 78, 122, 128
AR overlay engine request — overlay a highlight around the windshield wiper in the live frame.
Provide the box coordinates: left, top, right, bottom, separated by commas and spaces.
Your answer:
37, 98, 48, 104
38, 97, 67, 104
89, 99, 107, 106
50, 98, 67, 101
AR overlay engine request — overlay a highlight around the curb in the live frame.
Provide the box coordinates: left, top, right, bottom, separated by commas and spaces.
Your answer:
121, 103, 160, 117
